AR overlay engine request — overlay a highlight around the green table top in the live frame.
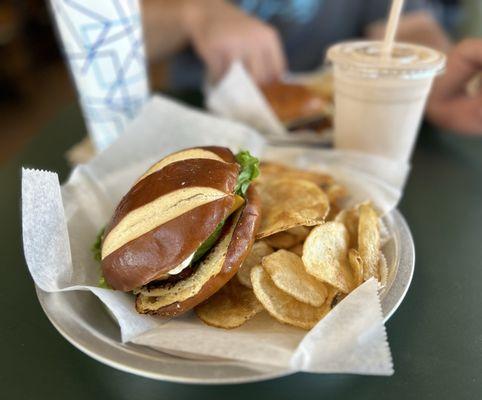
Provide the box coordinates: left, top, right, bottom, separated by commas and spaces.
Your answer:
2, 104, 482, 399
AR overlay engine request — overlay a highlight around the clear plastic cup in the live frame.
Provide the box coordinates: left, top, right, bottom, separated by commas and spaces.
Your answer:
327, 41, 446, 162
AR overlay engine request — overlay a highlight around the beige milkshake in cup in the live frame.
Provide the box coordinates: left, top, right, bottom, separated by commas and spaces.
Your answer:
327, 41, 446, 162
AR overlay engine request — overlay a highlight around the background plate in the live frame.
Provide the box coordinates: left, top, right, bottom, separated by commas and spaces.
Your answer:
36, 209, 414, 384
264, 129, 333, 147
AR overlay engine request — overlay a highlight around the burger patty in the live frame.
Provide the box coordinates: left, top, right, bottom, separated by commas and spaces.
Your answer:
139, 213, 233, 294
143, 264, 197, 291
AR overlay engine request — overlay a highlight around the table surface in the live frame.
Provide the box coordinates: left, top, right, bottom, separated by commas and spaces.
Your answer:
2, 103, 482, 400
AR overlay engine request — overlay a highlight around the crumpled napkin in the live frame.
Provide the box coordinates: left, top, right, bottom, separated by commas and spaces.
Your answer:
22, 95, 399, 375
206, 61, 337, 147
206, 61, 286, 137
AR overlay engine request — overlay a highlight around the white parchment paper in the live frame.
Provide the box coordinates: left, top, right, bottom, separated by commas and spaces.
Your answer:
22, 95, 401, 375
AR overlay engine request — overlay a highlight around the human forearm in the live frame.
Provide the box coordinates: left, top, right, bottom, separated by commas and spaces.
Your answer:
142, 0, 206, 61
142, 0, 285, 83
366, 10, 482, 135
366, 11, 452, 53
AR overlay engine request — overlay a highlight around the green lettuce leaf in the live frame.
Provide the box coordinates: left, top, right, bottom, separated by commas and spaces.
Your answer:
191, 151, 259, 263
91, 227, 104, 262
98, 276, 111, 289
234, 150, 260, 197
192, 220, 225, 263
91, 227, 111, 288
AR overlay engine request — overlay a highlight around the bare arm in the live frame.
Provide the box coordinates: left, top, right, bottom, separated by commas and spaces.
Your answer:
365, 10, 452, 52
142, 0, 286, 83
142, 0, 192, 61
366, 11, 482, 135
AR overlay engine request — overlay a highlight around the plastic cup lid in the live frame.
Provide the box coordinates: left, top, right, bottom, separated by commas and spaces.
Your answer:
327, 41, 446, 79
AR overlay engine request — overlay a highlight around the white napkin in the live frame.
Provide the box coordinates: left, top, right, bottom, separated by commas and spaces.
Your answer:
22, 95, 399, 374
206, 61, 286, 137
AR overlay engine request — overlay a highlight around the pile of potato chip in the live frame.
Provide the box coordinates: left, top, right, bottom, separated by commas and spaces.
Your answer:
196, 162, 388, 330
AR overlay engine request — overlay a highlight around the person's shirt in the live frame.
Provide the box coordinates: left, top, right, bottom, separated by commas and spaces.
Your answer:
169, 0, 428, 90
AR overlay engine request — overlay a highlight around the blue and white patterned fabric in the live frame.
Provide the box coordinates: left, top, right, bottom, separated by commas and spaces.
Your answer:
170, 0, 429, 90
49, 0, 150, 151
238, 0, 322, 24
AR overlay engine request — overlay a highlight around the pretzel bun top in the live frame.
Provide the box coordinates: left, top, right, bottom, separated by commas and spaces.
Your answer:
261, 81, 328, 126
101, 146, 242, 292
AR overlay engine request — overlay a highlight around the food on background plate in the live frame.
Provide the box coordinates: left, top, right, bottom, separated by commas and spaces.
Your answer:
299, 70, 334, 103
98, 146, 261, 317
92, 151, 387, 331
260, 81, 332, 133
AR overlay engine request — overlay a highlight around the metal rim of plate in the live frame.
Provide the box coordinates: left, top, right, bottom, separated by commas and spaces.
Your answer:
35, 209, 414, 385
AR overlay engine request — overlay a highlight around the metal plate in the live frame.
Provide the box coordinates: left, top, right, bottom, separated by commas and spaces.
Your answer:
36, 209, 414, 384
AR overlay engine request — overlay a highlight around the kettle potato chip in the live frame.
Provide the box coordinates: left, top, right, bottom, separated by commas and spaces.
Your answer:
264, 226, 310, 249
251, 265, 331, 330
358, 203, 380, 280
195, 279, 264, 329
326, 183, 347, 207
288, 243, 304, 257
259, 162, 334, 187
289, 226, 311, 241
335, 202, 373, 248
302, 222, 354, 293
259, 162, 346, 207
262, 250, 328, 307
195, 161, 388, 331
237, 241, 273, 288
256, 178, 329, 238
348, 248, 364, 288
264, 231, 298, 249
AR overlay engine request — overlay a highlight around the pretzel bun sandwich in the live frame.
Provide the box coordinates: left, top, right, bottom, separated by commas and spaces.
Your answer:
261, 81, 331, 132
99, 146, 261, 317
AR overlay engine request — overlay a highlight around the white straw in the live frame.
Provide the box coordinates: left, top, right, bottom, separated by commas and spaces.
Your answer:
381, 0, 405, 58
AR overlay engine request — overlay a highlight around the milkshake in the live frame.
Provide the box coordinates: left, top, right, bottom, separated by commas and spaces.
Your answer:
327, 41, 446, 162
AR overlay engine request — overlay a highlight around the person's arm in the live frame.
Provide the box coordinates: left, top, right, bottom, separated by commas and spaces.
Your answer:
142, 0, 192, 61
365, 10, 452, 52
426, 39, 482, 135
142, 0, 286, 83
365, 9, 482, 135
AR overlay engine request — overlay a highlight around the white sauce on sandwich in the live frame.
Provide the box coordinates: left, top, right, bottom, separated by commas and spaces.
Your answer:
168, 252, 195, 275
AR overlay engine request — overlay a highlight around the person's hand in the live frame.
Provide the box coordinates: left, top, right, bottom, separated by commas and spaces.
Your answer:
426, 39, 482, 135
182, 0, 286, 84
